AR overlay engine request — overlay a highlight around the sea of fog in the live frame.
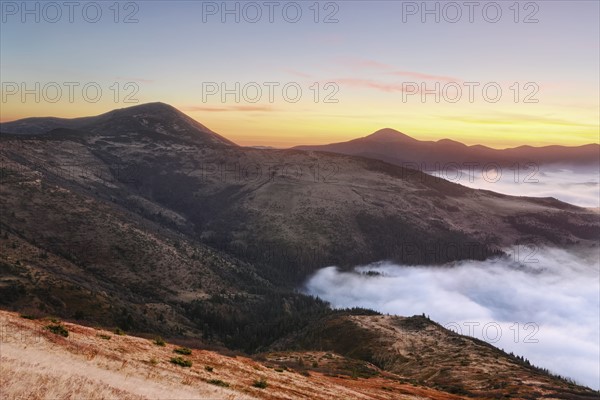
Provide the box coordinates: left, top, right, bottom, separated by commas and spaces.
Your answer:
305, 247, 600, 389
432, 166, 599, 208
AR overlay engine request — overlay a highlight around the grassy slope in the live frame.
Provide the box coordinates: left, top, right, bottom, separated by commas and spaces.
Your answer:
0, 310, 465, 400
273, 314, 599, 399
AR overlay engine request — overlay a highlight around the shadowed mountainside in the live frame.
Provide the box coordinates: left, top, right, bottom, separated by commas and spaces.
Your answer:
2, 105, 598, 286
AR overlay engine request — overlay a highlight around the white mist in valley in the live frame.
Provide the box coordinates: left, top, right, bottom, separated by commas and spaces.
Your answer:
304, 247, 600, 389
433, 166, 599, 208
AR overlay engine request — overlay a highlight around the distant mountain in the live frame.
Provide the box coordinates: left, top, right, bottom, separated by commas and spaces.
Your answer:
294, 128, 600, 168
0, 102, 236, 146
362, 128, 419, 143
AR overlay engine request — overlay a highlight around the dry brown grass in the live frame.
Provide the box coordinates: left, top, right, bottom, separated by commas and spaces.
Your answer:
0, 310, 465, 400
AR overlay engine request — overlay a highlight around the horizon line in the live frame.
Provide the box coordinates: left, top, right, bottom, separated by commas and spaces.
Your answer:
1, 101, 599, 150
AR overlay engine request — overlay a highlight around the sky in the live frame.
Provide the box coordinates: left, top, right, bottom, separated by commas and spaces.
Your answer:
1, 0, 599, 147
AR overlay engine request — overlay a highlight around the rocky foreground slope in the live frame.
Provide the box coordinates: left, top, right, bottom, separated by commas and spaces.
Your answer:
0, 310, 469, 400
2, 310, 596, 399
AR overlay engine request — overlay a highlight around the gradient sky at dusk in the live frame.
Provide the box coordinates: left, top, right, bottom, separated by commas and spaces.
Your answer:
1, 0, 599, 147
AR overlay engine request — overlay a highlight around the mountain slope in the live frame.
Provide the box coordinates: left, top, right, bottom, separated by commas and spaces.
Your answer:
2, 310, 471, 400
4, 310, 597, 399
1, 103, 598, 397
294, 129, 600, 167
274, 314, 599, 398
2, 119, 597, 288
2, 103, 597, 286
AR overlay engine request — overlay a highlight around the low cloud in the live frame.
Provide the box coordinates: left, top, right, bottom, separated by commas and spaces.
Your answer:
305, 247, 600, 389
436, 166, 599, 208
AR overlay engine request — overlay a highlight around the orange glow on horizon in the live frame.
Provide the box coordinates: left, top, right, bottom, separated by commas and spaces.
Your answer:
1, 102, 598, 150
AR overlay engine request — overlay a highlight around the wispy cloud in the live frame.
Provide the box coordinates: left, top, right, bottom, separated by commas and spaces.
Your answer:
182, 105, 276, 113
336, 78, 407, 93
387, 70, 459, 83
443, 113, 598, 128
339, 58, 461, 83
331, 58, 461, 94
283, 68, 313, 79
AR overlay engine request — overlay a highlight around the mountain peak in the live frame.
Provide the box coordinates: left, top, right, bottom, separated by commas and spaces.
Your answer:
0, 102, 237, 147
110, 102, 177, 114
436, 138, 468, 148
365, 128, 418, 143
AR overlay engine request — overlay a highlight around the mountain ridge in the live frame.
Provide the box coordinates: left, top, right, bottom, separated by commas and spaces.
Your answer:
294, 128, 600, 167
